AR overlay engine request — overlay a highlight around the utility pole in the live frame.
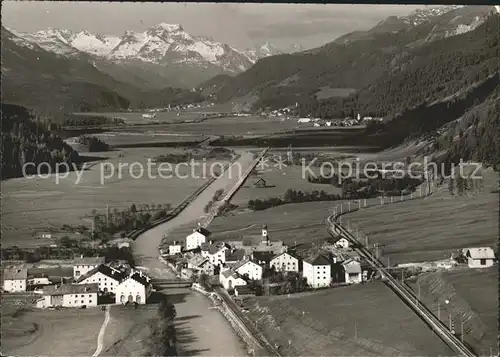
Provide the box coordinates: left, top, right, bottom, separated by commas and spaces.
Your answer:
461, 321, 464, 342
106, 205, 110, 227
354, 321, 357, 340
390, 195, 393, 203
365, 235, 368, 247
437, 301, 440, 320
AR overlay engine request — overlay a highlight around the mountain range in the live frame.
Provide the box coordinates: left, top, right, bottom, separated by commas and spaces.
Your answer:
7, 24, 295, 89
203, 5, 498, 110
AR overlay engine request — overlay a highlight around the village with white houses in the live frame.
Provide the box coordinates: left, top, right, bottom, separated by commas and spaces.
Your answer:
157, 222, 496, 298
2, 219, 495, 310
3, 255, 153, 309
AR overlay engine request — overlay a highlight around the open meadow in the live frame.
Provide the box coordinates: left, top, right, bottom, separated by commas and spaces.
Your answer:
343, 169, 498, 265
406, 267, 498, 356
1, 295, 104, 356
163, 201, 363, 249
72, 110, 205, 125
92, 131, 206, 147
230, 164, 342, 207
101, 303, 158, 356
242, 281, 454, 356
2, 147, 228, 248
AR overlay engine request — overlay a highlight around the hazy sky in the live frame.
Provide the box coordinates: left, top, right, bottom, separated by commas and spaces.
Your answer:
3, 2, 427, 50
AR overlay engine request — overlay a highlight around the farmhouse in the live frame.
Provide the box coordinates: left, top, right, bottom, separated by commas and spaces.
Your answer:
3, 267, 28, 292
72, 255, 106, 279
115, 271, 152, 305
253, 178, 267, 188
37, 283, 99, 308
27, 273, 51, 287
234, 285, 254, 297
187, 255, 215, 275
168, 241, 182, 255
298, 118, 311, 123
74, 264, 125, 294
332, 236, 350, 249
234, 260, 263, 281
270, 252, 300, 272
303, 254, 332, 289
186, 226, 212, 250
342, 259, 362, 284
220, 268, 247, 290
462, 247, 495, 268
225, 248, 246, 265
201, 241, 229, 266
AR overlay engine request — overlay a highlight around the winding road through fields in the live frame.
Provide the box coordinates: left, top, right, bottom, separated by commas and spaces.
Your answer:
132, 151, 256, 356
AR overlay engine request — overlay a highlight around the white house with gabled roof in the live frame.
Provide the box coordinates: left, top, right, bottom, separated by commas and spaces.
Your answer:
72, 255, 106, 279
462, 247, 495, 268
234, 260, 263, 281
342, 258, 362, 284
186, 225, 212, 250
115, 270, 152, 305
3, 267, 28, 292
303, 254, 331, 289
219, 268, 247, 290
270, 252, 300, 272
74, 264, 125, 294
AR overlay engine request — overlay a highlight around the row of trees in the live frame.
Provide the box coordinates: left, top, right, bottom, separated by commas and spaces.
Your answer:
204, 189, 225, 213
93, 203, 172, 236
1, 245, 133, 265
63, 115, 125, 127
76, 135, 111, 152
145, 297, 178, 356
248, 189, 342, 211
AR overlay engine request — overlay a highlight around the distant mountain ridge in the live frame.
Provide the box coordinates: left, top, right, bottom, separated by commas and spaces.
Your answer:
8, 24, 295, 88
203, 5, 497, 110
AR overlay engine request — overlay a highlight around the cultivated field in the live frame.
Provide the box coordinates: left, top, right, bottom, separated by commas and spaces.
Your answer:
2, 148, 226, 248
344, 171, 498, 265
2, 297, 104, 356
242, 281, 454, 356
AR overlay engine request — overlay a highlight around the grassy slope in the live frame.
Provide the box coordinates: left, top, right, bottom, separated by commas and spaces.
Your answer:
243, 282, 454, 356
344, 176, 498, 265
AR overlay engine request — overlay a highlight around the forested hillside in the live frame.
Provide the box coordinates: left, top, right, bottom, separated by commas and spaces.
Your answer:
1, 104, 80, 180
306, 13, 499, 119
205, 7, 498, 112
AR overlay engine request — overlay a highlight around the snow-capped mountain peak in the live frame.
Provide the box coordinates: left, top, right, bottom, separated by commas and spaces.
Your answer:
10, 23, 299, 84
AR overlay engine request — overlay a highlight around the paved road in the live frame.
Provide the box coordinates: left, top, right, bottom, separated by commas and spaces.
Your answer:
133, 152, 255, 357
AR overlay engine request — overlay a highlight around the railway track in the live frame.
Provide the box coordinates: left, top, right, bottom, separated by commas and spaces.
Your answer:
326, 214, 476, 357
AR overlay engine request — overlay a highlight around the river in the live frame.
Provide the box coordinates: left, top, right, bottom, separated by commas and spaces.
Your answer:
132, 152, 255, 356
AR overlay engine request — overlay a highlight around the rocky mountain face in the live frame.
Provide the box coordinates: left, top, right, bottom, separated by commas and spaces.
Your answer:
8, 24, 290, 88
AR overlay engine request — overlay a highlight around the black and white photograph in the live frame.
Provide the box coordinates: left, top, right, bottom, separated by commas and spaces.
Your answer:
1, 2, 499, 357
